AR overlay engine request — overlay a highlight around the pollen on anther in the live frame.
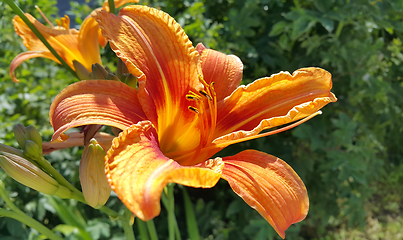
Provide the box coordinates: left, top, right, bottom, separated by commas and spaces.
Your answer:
186, 95, 199, 101
199, 90, 212, 100
188, 106, 199, 113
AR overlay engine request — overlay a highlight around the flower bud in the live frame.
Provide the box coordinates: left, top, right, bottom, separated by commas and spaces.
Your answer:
73, 60, 91, 80
0, 152, 71, 198
24, 140, 43, 160
91, 63, 109, 79
13, 124, 27, 149
0, 143, 25, 158
80, 138, 111, 208
25, 125, 43, 150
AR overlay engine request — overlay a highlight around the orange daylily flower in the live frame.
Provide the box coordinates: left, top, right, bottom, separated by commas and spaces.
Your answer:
48, 6, 337, 238
9, 0, 139, 83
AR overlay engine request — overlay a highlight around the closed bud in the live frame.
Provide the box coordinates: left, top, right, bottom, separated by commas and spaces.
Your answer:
0, 143, 25, 158
24, 140, 42, 160
25, 125, 43, 150
13, 124, 27, 149
80, 138, 111, 208
117, 58, 129, 79
73, 60, 91, 80
91, 63, 109, 79
125, 74, 138, 88
0, 152, 71, 198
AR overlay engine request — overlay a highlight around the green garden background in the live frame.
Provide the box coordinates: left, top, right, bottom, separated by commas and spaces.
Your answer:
1, 0, 403, 239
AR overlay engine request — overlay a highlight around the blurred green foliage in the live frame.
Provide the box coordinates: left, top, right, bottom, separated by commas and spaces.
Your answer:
1, 0, 403, 239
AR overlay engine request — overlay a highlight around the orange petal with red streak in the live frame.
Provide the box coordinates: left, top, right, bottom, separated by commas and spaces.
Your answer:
50, 80, 146, 141
9, 51, 56, 83
196, 43, 243, 101
106, 121, 223, 220
215, 67, 337, 138
221, 150, 309, 239
96, 6, 200, 127
77, 16, 103, 69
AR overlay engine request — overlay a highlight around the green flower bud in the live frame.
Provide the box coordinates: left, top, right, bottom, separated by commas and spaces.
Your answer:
25, 125, 43, 150
0, 143, 25, 158
80, 138, 111, 209
24, 140, 43, 160
125, 74, 138, 88
13, 124, 27, 149
91, 63, 109, 79
0, 152, 71, 198
53, 184, 72, 199
73, 60, 91, 80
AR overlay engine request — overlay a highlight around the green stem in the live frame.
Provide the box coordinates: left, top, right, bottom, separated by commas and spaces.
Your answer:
136, 218, 150, 240
4, 0, 78, 79
165, 184, 181, 240
181, 186, 200, 240
108, 0, 116, 14
146, 219, 159, 240
69, 191, 120, 219
99, 205, 120, 219
335, 21, 344, 38
121, 208, 136, 240
0, 208, 63, 240
0, 182, 63, 240
37, 156, 81, 195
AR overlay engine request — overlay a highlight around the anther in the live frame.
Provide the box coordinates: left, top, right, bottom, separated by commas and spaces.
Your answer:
186, 95, 199, 101
199, 90, 212, 100
188, 106, 199, 113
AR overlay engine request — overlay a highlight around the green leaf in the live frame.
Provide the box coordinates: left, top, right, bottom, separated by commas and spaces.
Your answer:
290, 16, 316, 40
269, 21, 287, 36
318, 17, 334, 32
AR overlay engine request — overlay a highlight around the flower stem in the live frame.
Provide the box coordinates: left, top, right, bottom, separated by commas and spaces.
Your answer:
136, 218, 150, 240
180, 185, 200, 240
146, 219, 159, 240
162, 184, 182, 240
4, 0, 78, 79
108, 0, 116, 14
36, 156, 81, 195
121, 208, 136, 240
0, 181, 63, 240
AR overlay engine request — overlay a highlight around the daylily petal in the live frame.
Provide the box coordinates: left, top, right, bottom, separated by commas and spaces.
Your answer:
106, 121, 223, 220
96, 6, 200, 129
42, 132, 114, 154
13, 13, 102, 72
196, 43, 243, 101
50, 80, 146, 141
77, 16, 103, 69
97, 6, 206, 155
221, 150, 308, 239
9, 51, 56, 83
214, 67, 337, 138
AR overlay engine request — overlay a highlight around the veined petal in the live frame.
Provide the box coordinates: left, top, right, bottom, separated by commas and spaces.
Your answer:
106, 121, 223, 220
50, 80, 146, 141
196, 43, 243, 101
221, 150, 308, 239
77, 16, 103, 69
13, 14, 82, 69
215, 68, 337, 138
10, 51, 57, 83
96, 6, 200, 129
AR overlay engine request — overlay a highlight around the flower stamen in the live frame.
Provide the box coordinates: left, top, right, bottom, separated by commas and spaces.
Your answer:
35, 5, 54, 27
